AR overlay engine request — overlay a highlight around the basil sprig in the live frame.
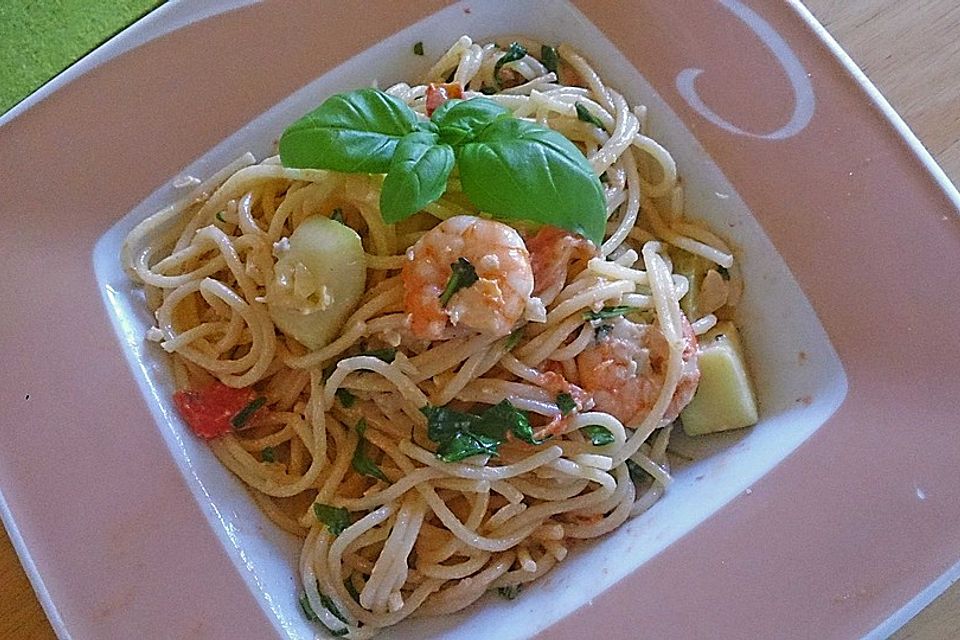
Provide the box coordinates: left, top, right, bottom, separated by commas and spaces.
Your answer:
279, 89, 606, 245
422, 399, 543, 463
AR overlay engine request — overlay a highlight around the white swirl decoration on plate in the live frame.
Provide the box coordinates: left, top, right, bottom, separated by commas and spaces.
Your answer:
676, 0, 815, 140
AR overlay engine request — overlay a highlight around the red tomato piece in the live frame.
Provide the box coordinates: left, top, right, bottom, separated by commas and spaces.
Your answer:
173, 382, 258, 440
425, 82, 464, 116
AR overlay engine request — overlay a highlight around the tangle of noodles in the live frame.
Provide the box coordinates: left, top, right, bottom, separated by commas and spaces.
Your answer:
121, 36, 746, 638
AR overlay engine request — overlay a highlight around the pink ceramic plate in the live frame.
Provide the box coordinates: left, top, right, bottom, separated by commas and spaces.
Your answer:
1, 2, 958, 639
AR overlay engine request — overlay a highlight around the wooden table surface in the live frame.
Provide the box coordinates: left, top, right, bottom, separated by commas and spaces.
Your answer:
2, 2, 959, 638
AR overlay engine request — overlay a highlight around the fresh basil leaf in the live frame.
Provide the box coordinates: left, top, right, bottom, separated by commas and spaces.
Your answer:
417, 120, 440, 136
582, 425, 615, 446
215, 211, 226, 223
497, 584, 523, 600
352, 419, 388, 482
380, 131, 455, 222
575, 102, 606, 130
431, 97, 511, 147
540, 45, 559, 74
279, 88, 419, 173
583, 305, 636, 321
413, 41, 424, 56
439, 257, 479, 307
260, 446, 277, 463
335, 388, 356, 408
436, 430, 502, 462
458, 118, 606, 245
231, 396, 266, 429
556, 393, 576, 416
493, 42, 527, 89
313, 503, 351, 536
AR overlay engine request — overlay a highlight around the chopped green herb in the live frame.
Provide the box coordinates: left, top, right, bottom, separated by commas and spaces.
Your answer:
422, 399, 541, 463
436, 429, 502, 462
299, 593, 320, 621
497, 584, 523, 600
575, 102, 606, 130
556, 393, 576, 416
716, 265, 730, 280
352, 419, 388, 482
344, 578, 361, 603
439, 257, 479, 306
493, 41, 528, 89
360, 347, 397, 364
594, 323, 613, 343
413, 41, 424, 56
505, 327, 524, 351
319, 593, 349, 625
483, 399, 542, 445
335, 388, 356, 408
231, 396, 266, 429
330, 207, 344, 224
313, 503, 351, 536
215, 211, 226, 223
583, 306, 636, 321
582, 425, 615, 446
300, 590, 350, 635
260, 446, 277, 463
625, 458, 648, 482
540, 45, 559, 73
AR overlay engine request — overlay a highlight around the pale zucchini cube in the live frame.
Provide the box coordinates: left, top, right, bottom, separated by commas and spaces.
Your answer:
266, 216, 367, 350
681, 321, 759, 435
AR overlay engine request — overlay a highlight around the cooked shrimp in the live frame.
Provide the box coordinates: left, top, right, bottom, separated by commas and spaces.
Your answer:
402, 215, 534, 340
526, 226, 596, 305
576, 315, 700, 425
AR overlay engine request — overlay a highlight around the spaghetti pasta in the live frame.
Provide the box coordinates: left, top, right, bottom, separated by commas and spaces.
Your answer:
121, 36, 749, 638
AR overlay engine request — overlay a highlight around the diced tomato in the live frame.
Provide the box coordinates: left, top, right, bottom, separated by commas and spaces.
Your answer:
425, 82, 463, 116
173, 382, 260, 440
